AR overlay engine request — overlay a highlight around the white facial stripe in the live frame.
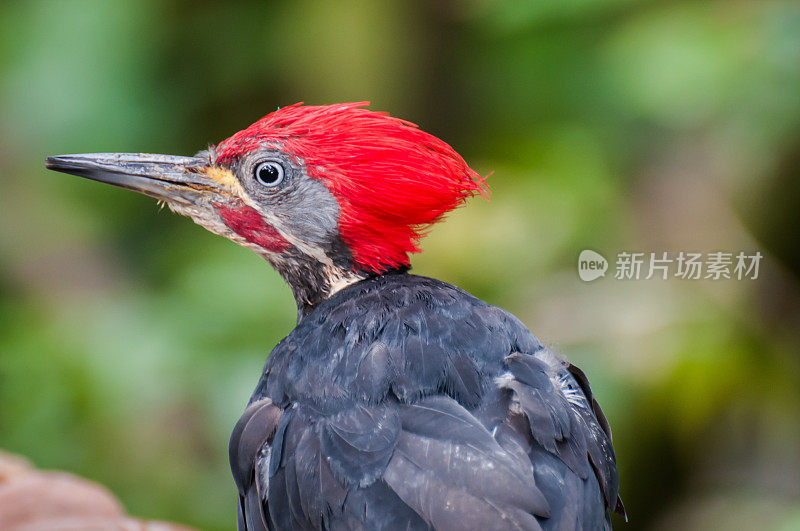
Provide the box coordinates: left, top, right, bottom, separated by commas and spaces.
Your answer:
254, 205, 336, 266
324, 264, 366, 295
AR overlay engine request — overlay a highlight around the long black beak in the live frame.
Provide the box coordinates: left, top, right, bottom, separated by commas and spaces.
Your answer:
45, 153, 220, 205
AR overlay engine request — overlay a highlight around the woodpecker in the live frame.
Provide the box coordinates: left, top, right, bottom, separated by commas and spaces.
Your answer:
46, 102, 624, 530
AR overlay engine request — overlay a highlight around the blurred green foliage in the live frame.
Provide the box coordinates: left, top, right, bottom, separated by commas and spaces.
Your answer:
1, 1, 800, 529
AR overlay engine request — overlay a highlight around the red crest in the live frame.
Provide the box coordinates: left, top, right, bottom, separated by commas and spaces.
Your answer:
217, 102, 487, 272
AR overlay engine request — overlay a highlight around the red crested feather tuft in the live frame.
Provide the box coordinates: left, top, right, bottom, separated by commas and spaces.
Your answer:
216, 102, 488, 273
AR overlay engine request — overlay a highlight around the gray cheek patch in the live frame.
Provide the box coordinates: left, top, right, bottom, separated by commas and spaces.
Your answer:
274, 174, 340, 248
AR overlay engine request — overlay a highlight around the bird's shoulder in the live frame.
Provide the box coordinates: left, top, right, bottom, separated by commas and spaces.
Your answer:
257, 272, 542, 410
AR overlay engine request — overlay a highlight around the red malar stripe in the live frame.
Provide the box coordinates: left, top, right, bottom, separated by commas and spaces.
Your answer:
215, 202, 292, 253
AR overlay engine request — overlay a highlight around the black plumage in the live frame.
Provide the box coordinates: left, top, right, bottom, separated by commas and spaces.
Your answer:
43, 105, 623, 531
230, 271, 624, 530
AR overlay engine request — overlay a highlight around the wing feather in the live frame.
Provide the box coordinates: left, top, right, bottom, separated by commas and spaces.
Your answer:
383, 395, 549, 530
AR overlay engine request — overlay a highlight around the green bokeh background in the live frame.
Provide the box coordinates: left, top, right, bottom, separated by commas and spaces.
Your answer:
2, 1, 800, 529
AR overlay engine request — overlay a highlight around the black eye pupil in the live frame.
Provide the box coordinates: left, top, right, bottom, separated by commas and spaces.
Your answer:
259, 165, 278, 182
255, 161, 284, 186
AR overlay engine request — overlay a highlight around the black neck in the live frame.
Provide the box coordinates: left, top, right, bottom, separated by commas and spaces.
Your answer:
269, 251, 409, 322
268, 250, 360, 322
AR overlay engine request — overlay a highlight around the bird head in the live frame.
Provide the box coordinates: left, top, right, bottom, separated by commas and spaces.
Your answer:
46, 102, 486, 317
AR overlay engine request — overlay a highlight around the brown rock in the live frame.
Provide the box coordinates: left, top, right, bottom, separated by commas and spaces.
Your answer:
0, 451, 195, 531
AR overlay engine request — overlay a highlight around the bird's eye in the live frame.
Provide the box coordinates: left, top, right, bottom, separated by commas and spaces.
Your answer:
254, 161, 285, 187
